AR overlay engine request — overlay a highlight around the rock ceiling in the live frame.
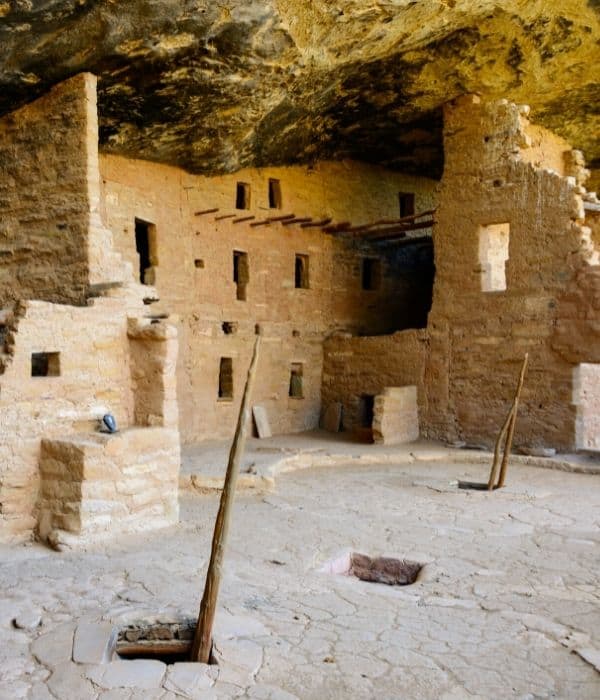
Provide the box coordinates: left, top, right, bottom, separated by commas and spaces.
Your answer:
0, 1, 598, 179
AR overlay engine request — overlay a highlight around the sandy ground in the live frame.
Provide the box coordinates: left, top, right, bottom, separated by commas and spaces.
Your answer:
0, 446, 599, 699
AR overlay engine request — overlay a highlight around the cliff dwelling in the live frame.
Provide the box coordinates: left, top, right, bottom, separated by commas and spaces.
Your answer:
0, 2, 599, 699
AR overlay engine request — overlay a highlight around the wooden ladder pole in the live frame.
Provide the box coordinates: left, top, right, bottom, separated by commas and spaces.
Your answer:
190, 332, 262, 663
497, 353, 529, 488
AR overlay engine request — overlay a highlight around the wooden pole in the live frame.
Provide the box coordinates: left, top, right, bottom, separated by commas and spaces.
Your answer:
487, 353, 528, 490
190, 333, 262, 663
497, 353, 529, 488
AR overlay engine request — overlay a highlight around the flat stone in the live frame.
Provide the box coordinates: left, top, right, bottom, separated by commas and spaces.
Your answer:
48, 661, 98, 699
86, 659, 166, 689
518, 446, 557, 457
322, 403, 342, 432
214, 611, 270, 639
29, 684, 54, 700
13, 609, 42, 630
73, 622, 117, 664
212, 638, 263, 686
31, 624, 76, 670
164, 662, 218, 695
252, 406, 272, 439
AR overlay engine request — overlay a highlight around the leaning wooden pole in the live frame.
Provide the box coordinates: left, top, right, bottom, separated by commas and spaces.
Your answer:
190, 332, 262, 663
487, 353, 529, 490
497, 353, 529, 488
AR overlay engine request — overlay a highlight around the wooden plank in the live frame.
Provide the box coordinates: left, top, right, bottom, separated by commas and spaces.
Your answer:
214, 214, 236, 221
362, 220, 435, 241
232, 216, 255, 224
266, 214, 295, 222
194, 208, 219, 216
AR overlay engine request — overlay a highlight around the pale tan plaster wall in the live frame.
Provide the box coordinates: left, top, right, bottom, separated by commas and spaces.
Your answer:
99, 155, 437, 442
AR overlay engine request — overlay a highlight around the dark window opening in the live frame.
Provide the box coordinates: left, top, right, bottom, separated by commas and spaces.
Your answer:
398, 192, 415, 218
218, 357, 233, 399
236, 182, 251, 210
134, 218, 157, 285
222, 322, 238, 335
194, 259, 204, 269
0, 324, 6, 347
289, 363, 304, 398
295, 254, 309, 289
233, 251, 249, 301
358, 394, 375, 428
31, 352, 60, 377
362, 258, 382, 291
268, 179, 282, 209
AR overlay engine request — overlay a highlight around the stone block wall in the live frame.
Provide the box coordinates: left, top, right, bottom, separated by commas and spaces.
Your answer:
322, 331, 427, 432
424, 95, 600, 450
0, 73, 126, 307
99, 155, 438, 441
38, 427, 179, 545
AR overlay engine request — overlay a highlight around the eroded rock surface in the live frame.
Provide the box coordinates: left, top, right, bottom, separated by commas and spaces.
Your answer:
0, 0, 598, 177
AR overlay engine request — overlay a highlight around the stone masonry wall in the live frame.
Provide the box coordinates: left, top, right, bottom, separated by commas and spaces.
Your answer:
0, 73, 126, 307
99, 156, 437, 442
425, 95, 600, 450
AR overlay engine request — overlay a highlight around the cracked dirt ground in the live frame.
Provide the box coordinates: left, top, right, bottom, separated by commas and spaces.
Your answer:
0, 457, 599, 699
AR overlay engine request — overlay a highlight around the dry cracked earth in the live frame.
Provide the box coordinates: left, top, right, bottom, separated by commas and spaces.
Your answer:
0, 458, 599, 699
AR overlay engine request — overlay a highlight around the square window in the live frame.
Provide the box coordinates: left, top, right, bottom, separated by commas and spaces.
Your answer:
31, 352, 60, 377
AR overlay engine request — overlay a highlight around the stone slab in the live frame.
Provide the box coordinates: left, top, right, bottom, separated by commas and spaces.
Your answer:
73, 622, 117, 664
322, 402, 342, 432
163, 662, 217, 695
252, 406, 272, 439
86, 659, 166, 689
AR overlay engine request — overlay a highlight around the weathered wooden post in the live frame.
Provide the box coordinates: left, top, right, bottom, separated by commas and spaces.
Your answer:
190, 332, 261, 663
487, 353, 529, 490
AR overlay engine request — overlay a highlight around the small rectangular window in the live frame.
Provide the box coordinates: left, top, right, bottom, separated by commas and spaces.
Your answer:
218, 357, 233, 399
398, 192, 415, 218
236, 182, 251, 210
268, 178, 282, 209
289, 363, 304, 399
31, 352, 60, 377
479, 223, 510, 292
361, 258, 381, 290
134, 218, 158, 285
233, 250, 249, 301
295, 254, 309, 289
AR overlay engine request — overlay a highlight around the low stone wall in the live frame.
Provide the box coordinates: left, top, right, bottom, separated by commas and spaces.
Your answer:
37, 427, 179, 547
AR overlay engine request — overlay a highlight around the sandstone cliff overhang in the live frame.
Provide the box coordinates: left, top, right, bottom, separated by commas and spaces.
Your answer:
0, 1, 598, 178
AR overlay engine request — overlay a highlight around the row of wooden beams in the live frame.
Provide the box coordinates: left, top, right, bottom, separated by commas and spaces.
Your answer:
366, 220, 435, 241
376, 234, 433, 247
329, 209, 437, 236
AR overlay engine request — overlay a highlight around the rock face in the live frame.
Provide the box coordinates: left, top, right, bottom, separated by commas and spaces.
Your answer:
0, 1, 598, 177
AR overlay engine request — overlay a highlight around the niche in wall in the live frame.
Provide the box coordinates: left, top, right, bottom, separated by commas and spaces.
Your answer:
289, 363, 304, 398
218, 357, 234, 400
31, 352, 60, 377
479, 223, 510, 292
295, 254, 309, 289
233, 250, 249, 301
134, 218, 158, 285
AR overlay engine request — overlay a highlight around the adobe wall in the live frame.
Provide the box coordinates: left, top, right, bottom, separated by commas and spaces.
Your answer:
425, 96, 600, 450
0, 74, 125, 307
99, 156, 437, 442
0, 76, 181, 543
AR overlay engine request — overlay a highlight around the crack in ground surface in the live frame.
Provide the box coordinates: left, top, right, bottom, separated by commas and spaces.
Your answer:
0, 458, 598, 699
